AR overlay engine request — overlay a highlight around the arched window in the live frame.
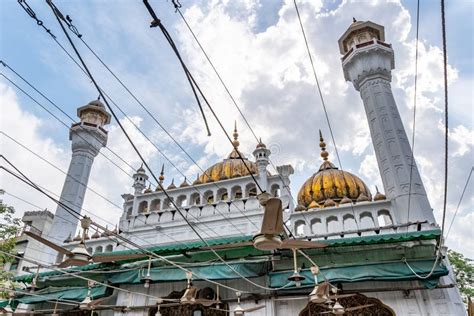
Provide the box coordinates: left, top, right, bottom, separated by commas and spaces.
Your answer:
310, 218, 324, 235
138, 201, 148, 213
150, 199, 161, 211
176, 195, 187, 207
163, 197, 173, 210
360, 212, 375, 229
216, 188, 228, 202
95, 246, 103, 253
203, 190, 214, 204
126, 207, 132, 217
377, 210, 393, 227
295, 220, 306, 236
105, 245, 113, 252
190, 193, 200, 205
327, 216, 341, 233
271, 184, 281, 197
231, 186, 242, 199
87, 247, 93, 254
245, 183, 257, 197
343, 214, 357, 231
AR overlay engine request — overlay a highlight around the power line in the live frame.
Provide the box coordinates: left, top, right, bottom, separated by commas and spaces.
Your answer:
406, 0, 421, 227
0, 68, 250, 238
0, 71, 135, 180
142, 0, 264, 195
1, 131, 125, 212
292, 0, 359, 231
440, 0, 449, 241
0, 61, 135, 176
172, 5, 259, 142
445, 167, 473, 240
13, 2, 260, 232
1, 163, 283, 293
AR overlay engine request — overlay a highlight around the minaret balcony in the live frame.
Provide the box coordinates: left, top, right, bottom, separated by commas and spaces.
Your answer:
341, 39, 395, 90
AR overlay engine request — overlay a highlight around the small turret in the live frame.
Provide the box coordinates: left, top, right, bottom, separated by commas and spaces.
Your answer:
253, 138, 271, 192
133, 164, 148, 195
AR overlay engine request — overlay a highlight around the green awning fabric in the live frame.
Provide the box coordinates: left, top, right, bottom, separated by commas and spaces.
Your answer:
323, 229, 441, 247
269, 258, 447, 289
13, 229, 440, 284
108, 260, 271, 284
15, 285, 109, 305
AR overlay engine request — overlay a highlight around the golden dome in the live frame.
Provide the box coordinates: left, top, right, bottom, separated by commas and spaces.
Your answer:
195, 122, 259, 184
297, 131, 372, 209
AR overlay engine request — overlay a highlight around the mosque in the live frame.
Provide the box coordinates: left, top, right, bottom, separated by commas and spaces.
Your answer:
3, 19, 466, 316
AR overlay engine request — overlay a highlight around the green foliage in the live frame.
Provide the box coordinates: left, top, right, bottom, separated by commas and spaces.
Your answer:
0, 199, 21, 263
448, 249, 474, 302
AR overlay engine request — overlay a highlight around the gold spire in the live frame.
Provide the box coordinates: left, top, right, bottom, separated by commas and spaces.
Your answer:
319, 130, 329, 161
232, 121, 240, 149
159, 164, 165, 183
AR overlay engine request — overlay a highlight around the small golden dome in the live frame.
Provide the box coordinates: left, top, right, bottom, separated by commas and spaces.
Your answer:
256, 138, 266, 149
144, 185, 152, 194
340, 196, 352, 205
196, 122, 259, 184
295, 204, 306, 212
297, 131, 372, 210
180, 177, 189, 187
167, 179, 176, 190
193, 173, 202, 185
323, 198, 337, 208
357, 192, 370, 202
374, 186, 387, 201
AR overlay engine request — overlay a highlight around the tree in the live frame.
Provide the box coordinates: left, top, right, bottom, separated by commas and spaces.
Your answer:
448, 249, 474, 303
0, 193, 21, 298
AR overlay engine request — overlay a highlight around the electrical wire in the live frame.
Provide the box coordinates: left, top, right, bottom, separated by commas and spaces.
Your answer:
0, 73, 250, 240
406, 0, 421, 226
445, 166, 473, 240
292, 0, 360, 231
2, 162, 292, 292
170, 2, 316, 231
141, 0, 264, 195
45, 0, 289, 292
440, 0, 449, 241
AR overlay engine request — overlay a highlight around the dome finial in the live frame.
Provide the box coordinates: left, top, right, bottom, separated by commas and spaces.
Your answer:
159, 164, 165, 183
353, 17, 357, 23
232, 121, 240, 148
319, 130, 329, 161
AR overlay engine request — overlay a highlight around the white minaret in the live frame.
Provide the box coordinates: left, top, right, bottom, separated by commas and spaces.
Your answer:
48, 100, 111, 247
253, 138, 270, 192
339, 19, 435, 225
132, 164, 148, 195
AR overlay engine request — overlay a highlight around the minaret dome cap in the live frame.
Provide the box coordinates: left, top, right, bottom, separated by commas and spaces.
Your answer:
77, 99, 111, 125
337, 20, 385, 55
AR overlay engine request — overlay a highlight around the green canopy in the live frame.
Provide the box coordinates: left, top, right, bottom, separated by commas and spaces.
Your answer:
108, 260, 271, 284
15, 285, 109, 305
269, 258, 447, 289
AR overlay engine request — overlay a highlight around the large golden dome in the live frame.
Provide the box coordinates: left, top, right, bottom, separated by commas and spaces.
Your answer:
297, 132, 372, 210
194, 123, 258, 184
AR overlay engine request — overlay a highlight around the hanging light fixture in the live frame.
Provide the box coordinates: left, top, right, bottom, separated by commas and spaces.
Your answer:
141, 258, 152, 288
287, 249, 305, 287
154, 304, 161, 316
180, 271, 197, 304
233, 292, 245, 316
308, 266, 330, 304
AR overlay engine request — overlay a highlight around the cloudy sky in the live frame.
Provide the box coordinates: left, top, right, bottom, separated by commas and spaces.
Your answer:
1, 0, 472, 257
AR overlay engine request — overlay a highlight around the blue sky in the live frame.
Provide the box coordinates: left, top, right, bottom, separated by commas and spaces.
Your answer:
1, 0, 473, 257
